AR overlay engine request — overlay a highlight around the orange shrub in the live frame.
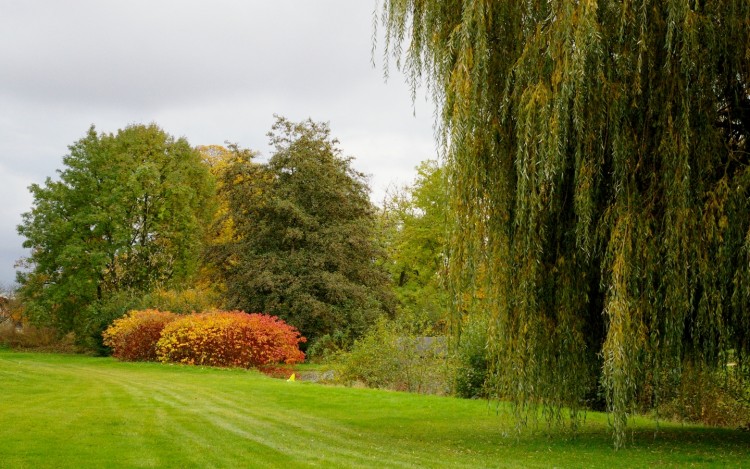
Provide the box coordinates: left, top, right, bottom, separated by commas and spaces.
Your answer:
103, 309, 178, 361
155, 311, 305, 368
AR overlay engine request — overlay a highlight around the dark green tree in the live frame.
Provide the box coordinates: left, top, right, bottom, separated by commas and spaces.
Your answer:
381, 0, 750, 445
17, 124, 214, 341
209, 117, 394, 344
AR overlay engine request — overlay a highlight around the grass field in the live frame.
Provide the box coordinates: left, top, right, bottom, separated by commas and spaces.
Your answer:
1, 349, 748, 468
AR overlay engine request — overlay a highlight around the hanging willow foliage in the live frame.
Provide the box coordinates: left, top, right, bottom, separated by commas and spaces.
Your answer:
379, 0, 750, 446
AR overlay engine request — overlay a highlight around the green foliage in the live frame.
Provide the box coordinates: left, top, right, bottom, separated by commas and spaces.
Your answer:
453, 313, 490, 399
380, 160, 449, 325
76, 290, 146, 355
305, 330, 351, 363
208, 117, 394, 344
156, 311, 306, 368
16, 124, 215, 344
656, 361, 750, 429
336, 313, 450, 394
381, 0, 750, 446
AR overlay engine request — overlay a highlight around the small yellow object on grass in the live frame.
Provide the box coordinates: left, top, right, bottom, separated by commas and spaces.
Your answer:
287, 373, 296, 382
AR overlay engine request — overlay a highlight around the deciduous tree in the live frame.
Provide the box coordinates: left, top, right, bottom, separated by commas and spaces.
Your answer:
209, 117, 394, 344
381, 160, 449, 326
17, 124, 214, 341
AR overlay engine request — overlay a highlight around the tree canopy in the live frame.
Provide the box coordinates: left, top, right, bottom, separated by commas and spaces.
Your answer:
381, 160, 449, 325
17, 124, 215, 339
380, 0, 750, 445
208, 117, 394, 345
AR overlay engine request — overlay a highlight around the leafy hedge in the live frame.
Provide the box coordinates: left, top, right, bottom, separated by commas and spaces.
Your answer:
156, 311, 305, 368
102, 309, 178, 361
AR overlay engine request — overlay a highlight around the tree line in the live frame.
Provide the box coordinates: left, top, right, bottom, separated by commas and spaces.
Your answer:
16, 116, 444, 353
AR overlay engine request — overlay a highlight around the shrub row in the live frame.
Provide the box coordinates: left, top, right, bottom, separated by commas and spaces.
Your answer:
103, 310, 305, 368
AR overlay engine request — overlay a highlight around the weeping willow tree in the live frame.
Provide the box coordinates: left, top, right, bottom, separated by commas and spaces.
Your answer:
379, 0, 750, 445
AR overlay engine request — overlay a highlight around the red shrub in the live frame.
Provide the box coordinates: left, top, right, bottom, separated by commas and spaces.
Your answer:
156, 311, 306, 368
103, 309, 178, 361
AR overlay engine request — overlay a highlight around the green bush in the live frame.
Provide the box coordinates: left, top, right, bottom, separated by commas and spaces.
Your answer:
656, 361, 750, 429
76, 291, 144, 355
335, 314, 451, 394
305, 330, 351, 363
453, 315, 490, 399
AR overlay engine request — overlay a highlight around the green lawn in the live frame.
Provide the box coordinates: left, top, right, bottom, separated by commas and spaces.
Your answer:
1, 350, 748, 468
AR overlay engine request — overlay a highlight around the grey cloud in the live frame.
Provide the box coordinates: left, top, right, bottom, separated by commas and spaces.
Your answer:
1, 1, 373, 110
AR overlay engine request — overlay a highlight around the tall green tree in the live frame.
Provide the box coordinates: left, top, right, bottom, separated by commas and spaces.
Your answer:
209, 117, 394, 344
17, 124, 214, 340
381, 160, 449, 325
381, 0, 750, 445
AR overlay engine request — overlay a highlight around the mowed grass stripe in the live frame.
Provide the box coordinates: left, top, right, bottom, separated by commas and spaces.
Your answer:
103, 369, 439, 468
71, 365, 371, 467
1, 353, 437, 468
77, 363, 419, 468
1, 350, 749, 468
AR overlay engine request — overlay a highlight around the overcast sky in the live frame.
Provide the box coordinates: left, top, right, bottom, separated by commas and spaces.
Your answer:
0, 0, 437, 287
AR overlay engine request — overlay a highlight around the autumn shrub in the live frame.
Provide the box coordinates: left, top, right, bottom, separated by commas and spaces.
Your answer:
102, 309, 178, 361
156, 311, 305, 368
81, 288, 217, 355
0, 323, 76, 353
0, 289, 75, 352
